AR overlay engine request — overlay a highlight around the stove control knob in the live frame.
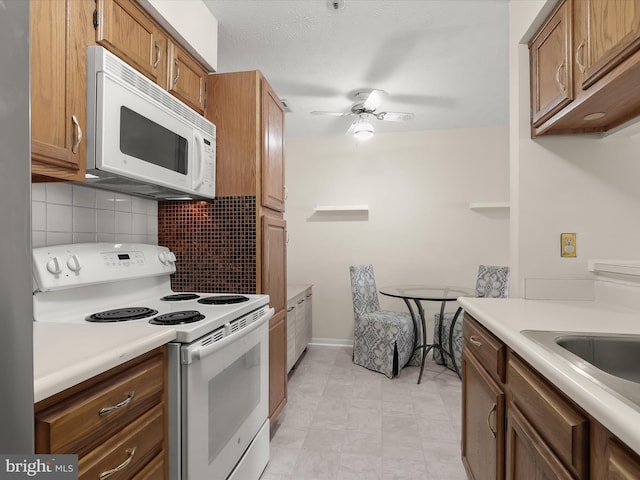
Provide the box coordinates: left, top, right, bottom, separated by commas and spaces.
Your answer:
66, 254, 81, 272
46, 256, 62, 275
168, 252, 177, 263
158, 252, 168, 264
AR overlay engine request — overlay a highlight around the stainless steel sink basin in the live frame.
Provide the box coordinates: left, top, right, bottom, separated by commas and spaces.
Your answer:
521, 330, 640, 410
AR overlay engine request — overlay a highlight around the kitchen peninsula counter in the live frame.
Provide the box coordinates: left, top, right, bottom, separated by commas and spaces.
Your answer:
34, 322, 175, 403
458, 297, 640, 454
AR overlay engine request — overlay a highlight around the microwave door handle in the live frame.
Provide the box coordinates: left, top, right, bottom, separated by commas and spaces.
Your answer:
193, 131, 205, 189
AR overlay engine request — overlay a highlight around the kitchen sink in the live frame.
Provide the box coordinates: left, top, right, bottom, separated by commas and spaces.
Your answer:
521, 330, 640, 410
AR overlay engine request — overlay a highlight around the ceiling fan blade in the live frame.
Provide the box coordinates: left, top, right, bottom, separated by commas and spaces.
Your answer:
376, 112, 415, 122
345, 121, 357, 136
362, 89, 387, 111
311, 110, 351, 116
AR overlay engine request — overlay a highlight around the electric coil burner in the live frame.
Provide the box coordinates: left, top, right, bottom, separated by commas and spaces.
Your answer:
150, 310, 205, 325
87, 307, 158, 322
198, 295, 250, 305
161, 293, 201, 301
32, 243, 273, 480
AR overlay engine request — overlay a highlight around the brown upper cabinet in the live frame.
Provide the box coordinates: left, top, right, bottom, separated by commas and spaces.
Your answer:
31, 0, 91, 182
529, 0, 640, 137
167, 40, 208, 114
208, 70, 286, 212
95, 0, 208, 114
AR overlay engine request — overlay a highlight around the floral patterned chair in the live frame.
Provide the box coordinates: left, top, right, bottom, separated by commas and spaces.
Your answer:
433, 265, 510, 374
350, 264, 416, 378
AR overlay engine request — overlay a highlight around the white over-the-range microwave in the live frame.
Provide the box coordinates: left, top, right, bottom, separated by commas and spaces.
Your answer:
84, 45, 216, 200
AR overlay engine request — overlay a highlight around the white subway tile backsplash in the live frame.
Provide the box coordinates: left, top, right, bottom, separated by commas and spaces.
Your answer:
73, 185, 96, 207
46, 183, 73, 205
147, 201, 158, 217
32, 185, 158, 247
47, 204, 73, 232
97, 233, 116, 243
73, 206, 97, 233
47, 231, 73, 245
115, 211, 133, 234
132, 213, 147, 234
132, 196, 147, 214
32, 201, 46, 232
73, 232, 97, 243
32, 231, 46, 248
32, 184, 46, 202
97, 209, 115, 234
115, 193, 132, 212
96, 189, 116, 210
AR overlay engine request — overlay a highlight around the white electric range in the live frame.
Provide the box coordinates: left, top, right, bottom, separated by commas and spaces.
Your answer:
32, 243, 272, 480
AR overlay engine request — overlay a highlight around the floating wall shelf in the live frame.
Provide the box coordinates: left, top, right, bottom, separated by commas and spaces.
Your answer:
588, 259, 640, 277
469, 202, 511, 211
313, 205, 369, 212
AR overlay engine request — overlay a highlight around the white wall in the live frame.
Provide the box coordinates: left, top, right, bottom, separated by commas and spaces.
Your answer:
286, 127, 510, 343
509, 1, 640, 298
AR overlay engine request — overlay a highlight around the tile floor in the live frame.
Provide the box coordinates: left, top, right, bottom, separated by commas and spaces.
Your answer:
260, 345, 468, 480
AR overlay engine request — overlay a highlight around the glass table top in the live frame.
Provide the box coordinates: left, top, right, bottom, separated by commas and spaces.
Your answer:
379, 285, 476, 301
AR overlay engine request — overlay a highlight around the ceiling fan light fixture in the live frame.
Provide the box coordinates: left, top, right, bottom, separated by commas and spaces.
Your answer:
353, 118, 374, 141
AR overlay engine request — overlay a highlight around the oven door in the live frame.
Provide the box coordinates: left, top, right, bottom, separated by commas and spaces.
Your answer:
179, 309, 272, 480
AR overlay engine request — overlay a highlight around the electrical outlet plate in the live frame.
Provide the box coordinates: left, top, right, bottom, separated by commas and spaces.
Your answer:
561, 233, 577, 257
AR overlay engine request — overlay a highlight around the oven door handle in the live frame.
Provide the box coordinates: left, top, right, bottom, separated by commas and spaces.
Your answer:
183, 307, 274, 364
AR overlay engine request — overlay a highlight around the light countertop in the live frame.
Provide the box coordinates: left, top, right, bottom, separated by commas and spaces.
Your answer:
287, 284, 312, 301
458, 297, 640, 454
34, 322, 175, 403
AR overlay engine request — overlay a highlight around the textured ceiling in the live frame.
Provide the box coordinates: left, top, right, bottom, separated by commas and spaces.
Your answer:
202, 0, 509, 138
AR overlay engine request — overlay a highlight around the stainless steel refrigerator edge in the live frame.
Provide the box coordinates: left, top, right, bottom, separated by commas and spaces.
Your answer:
0, 1, 35, 451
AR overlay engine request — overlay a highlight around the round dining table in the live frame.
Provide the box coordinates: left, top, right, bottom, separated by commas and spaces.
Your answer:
379, 285, 475, 383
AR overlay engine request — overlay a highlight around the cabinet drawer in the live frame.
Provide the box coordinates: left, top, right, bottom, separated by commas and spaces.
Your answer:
508, 352, 588, 479
463, 314, 506, 383
36, 353, 164, 454
133, 453, 165, 480
79, 404, 165, 480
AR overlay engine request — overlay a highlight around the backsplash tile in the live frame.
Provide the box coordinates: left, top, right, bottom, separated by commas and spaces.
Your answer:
159, 196, 257, 294
32, 184, 158, 247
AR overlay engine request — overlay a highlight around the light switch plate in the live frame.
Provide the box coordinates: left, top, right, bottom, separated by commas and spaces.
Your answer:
561, 233, 577, 258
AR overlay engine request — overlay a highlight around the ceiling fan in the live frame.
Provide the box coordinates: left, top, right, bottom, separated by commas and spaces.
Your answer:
311, 89, 415, 140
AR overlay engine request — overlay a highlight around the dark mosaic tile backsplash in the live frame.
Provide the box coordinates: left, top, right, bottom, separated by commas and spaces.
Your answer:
158, 196, 257, 294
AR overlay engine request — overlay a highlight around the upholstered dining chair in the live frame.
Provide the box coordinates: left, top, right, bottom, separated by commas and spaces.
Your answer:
349, 264, 416, 378
433, 265, 510, 373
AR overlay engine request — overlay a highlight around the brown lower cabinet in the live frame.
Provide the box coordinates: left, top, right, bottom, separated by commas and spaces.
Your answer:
462, 313, 640, 480
34, 347, 169, 480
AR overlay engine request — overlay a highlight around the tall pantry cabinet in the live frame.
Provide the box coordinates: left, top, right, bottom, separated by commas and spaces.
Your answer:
206, 71, 288, 423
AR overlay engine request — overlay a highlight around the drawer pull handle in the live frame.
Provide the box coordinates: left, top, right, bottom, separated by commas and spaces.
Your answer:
99, 391, 135, 416
487, 403, 497, 438
468, 335, 482, 348
99, 447, 136, 479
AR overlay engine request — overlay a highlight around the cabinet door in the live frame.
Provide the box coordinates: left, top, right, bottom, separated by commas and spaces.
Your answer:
95, 0, 166, 85
269, 310, 287, 421
261, 214, 287, 313
581, 0, 640, 89
31, 0, 86, 182
505, 403, 573, 480
304, 291, 313, 346
591, 422, 640, 480
261, 79, 286, 212
167, 40, 208, 114
461, 349, 505, 480
529, 0, 573, 127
